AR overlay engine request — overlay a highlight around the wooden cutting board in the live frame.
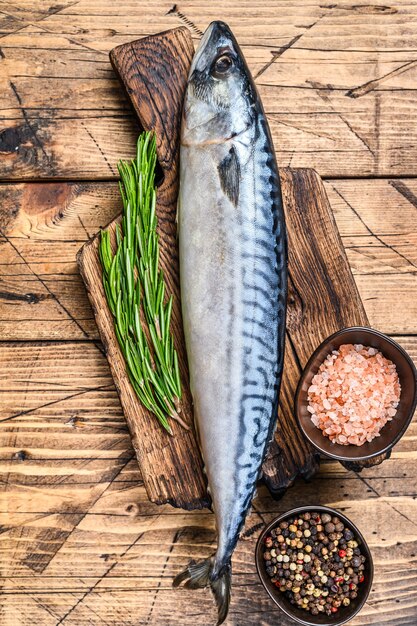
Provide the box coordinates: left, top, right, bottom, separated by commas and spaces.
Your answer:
77, 26, 387, 510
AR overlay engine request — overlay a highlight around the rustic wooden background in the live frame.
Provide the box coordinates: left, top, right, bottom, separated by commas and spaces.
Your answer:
1, 1, 417, 624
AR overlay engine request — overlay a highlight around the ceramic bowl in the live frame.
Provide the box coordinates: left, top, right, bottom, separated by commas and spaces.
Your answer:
295, 327, 417, 462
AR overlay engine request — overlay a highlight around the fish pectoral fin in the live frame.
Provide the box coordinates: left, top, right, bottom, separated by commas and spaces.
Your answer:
173, 556, 231, 626
217, 145, 240, 207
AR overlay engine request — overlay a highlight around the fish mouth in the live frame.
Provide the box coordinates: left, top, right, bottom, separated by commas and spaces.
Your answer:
206, 20, 234, 40
198, 21, 235, 49
202, 20, 238, 54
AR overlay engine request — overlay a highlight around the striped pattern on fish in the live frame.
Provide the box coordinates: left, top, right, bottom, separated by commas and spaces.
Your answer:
174, 21, 287, 625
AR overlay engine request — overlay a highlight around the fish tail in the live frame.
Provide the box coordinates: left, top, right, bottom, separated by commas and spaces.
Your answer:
173, 555, 231, 625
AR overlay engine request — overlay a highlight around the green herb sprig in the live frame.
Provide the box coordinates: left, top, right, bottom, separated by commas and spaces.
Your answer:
99, 132, 186, 434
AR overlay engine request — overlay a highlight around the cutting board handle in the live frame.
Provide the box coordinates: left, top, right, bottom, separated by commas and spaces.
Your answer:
110, 27, 194, 190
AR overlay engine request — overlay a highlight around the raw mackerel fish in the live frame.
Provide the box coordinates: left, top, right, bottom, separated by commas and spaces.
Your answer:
174, 21, 287, 624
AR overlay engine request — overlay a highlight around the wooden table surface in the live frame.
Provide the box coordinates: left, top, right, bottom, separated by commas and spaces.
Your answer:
1, 2, 417, 624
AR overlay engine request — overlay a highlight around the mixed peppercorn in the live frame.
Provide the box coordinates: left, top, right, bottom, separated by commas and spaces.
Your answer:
262, 511, 366, 616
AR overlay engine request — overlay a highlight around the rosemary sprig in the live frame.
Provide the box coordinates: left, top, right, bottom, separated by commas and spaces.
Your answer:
99, 132, 186, 434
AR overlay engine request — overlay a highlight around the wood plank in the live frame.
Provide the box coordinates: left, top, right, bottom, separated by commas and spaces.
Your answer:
0, 181, 121, 340
2, 2, 417, 177
1, 337, 416, 464
1, 338, 416, 624
1, 178, 417, 339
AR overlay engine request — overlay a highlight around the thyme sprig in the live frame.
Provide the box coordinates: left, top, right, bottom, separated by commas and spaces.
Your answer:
99, 132, 186, 434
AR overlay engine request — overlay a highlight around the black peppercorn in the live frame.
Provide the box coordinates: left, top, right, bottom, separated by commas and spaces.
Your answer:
262, 512, 367, 618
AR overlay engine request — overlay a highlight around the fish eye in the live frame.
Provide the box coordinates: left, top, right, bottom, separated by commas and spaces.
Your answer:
213, 54, 233, 76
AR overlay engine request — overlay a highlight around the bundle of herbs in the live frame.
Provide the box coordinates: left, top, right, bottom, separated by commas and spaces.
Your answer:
99, 132, 185, 434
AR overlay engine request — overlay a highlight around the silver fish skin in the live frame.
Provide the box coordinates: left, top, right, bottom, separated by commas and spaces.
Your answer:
174, 21, 287, 624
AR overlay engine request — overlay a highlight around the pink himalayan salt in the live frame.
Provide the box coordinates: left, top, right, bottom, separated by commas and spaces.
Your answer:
307, 343, 401, 446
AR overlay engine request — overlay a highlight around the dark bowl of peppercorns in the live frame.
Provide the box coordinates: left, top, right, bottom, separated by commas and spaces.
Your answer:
255, 506, 373, 625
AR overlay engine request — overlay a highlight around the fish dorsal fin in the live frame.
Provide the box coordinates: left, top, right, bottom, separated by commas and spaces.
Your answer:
217, 146, 240, 207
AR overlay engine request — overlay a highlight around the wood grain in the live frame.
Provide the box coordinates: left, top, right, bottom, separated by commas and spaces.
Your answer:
2, 1, 417, 178
1, 335, 416, 624
1, 2, 417, 624
1, 178, 417, 340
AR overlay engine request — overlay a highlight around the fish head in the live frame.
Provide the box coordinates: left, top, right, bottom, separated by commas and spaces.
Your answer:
182, 21, 256, 146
